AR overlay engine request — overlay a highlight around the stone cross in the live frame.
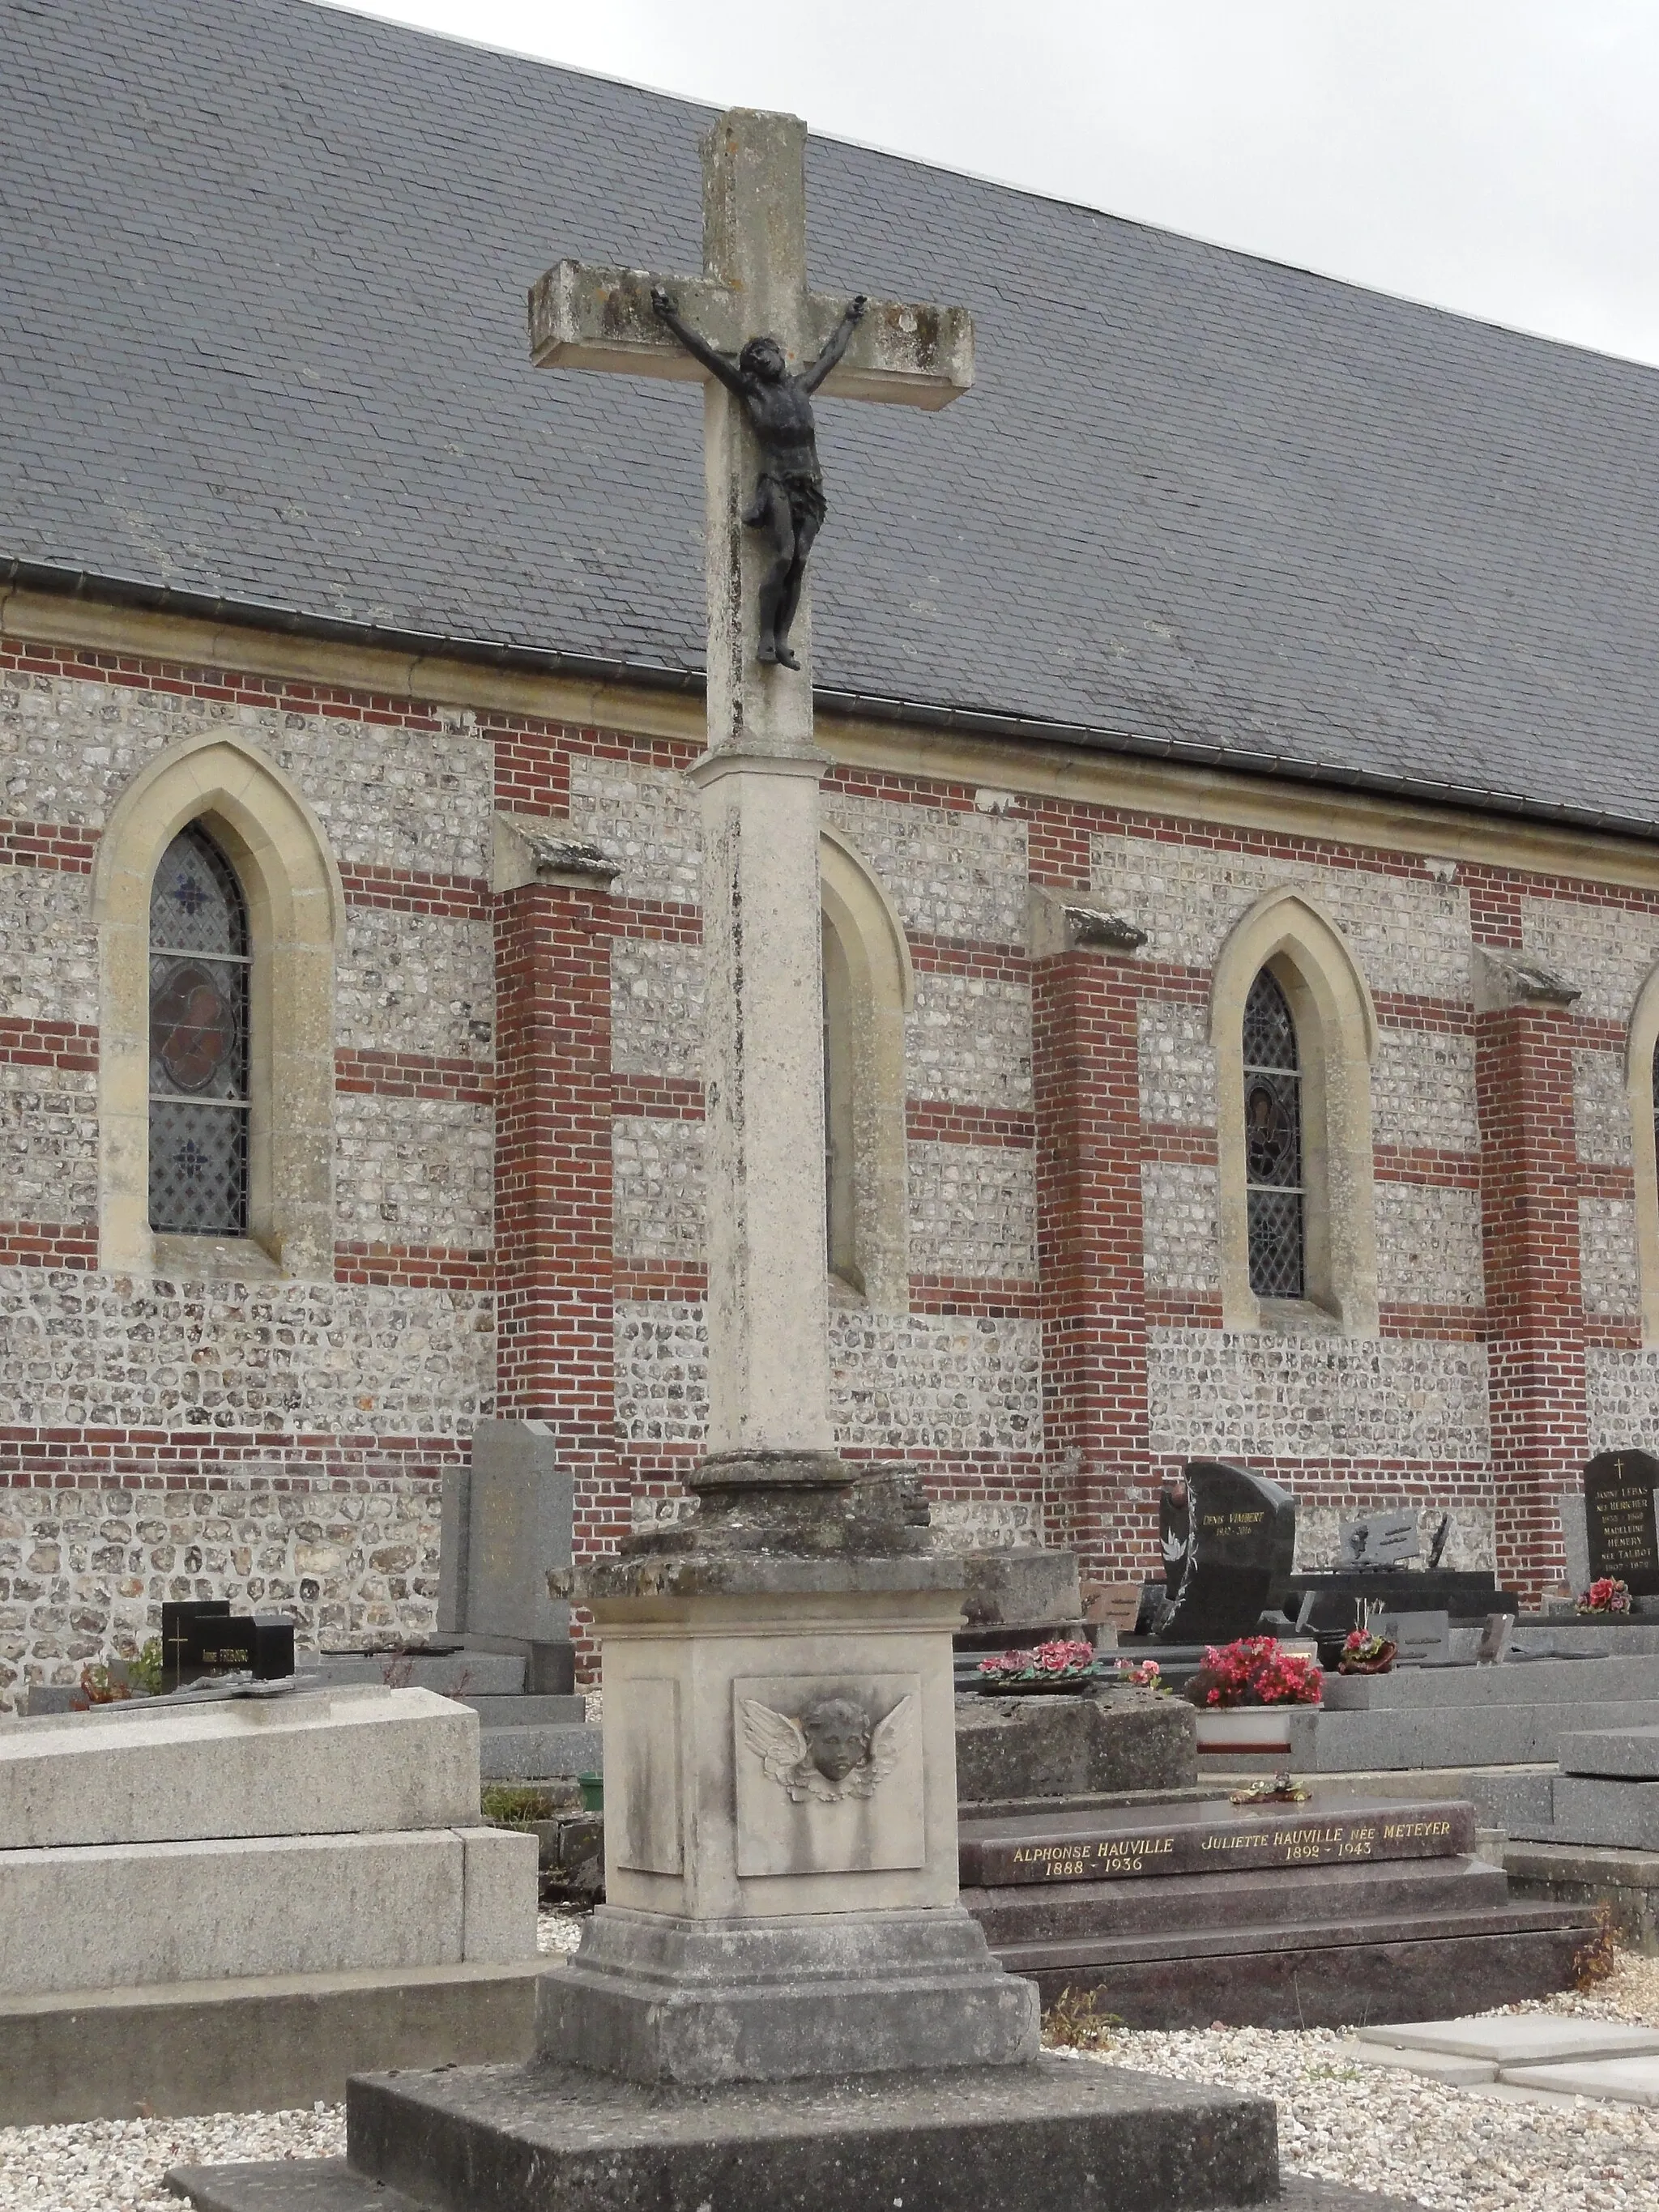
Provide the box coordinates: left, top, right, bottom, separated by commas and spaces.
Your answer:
531, 109, 972, 1478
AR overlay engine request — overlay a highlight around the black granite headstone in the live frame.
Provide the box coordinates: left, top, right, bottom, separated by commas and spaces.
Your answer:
1151, 1461, 1297, 1644
1584, 1450, 1659, 1596
1159, 1486, 1190, 1588
160, 1599, 230, 1693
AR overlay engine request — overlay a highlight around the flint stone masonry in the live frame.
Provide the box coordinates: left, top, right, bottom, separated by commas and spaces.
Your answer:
612, 1115, 705, 1261
612, 1300, 1042, 1453
337, 908, 494, 1064
0, 864, 97, 1026
1147, 1328, 1491, 1462
568, 752, 701, 908
1588, 1349, 1659, 1452
1576, 1048, 1634, 1166
0, 1059, 97, 1224
0, 1268, 492, 1434
1522, 895, 1659, 1024
929, 1498, 1047, 1549
1374, 1182, 1483, 1309
824, 791, 1030, 946
1580, 1198, 1641, 1316
1371, 1029, 1479, 1154
1137, 1001, 1215, 1128
907, 1140, 1037, 1280
610, 938, 704, 1078
908, 970, 1033, 1108
0, 1477, 443, 1707
0, 676, 494, 879
335, 1091, 494, 1247
1090, 834, 1473, 1000
1294, 1503, 1495, 1574
1140, 1161, 1221, 1294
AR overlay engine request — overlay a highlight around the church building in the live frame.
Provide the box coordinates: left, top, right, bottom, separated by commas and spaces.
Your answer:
6, 0, 1659, 1699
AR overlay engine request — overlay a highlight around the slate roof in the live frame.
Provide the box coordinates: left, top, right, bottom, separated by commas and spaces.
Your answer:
6, 0, 1659, 833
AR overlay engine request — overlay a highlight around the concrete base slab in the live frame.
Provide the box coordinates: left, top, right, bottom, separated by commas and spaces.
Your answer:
1502, 2056, 1659, 2104
2, 1961, 544, 2125
168, 2155, 1432, 2212
1339, 2042, 1498, 2085
1354, 2016, 1659, 2065
347, 2055, 1279, 2212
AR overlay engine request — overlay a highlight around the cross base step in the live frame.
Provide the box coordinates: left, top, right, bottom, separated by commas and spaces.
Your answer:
174, 2059, 1265, 2212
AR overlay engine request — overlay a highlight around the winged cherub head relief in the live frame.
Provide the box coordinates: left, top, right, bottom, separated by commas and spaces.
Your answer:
741, 1692, 914, 1804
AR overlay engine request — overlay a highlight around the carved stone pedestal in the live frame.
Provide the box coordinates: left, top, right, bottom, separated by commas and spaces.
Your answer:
545, 1465, 1038, 2082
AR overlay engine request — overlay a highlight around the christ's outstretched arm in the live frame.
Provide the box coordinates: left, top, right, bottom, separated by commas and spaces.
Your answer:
799, 295, 867, 394
650, 288, 748, 396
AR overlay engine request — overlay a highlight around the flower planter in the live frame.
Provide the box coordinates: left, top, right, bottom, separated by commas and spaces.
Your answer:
1193, 1707, 1296, 1753
974, 1675, 1098, 1697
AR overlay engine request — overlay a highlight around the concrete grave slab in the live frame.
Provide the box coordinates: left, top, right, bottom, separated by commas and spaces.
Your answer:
0, 1687, 478, 1848
1355, 2017, 1659, 2065
1340, 2042, 1498, 2085
1500, 2055, 1659, 2105
0, 1827, 538, 1997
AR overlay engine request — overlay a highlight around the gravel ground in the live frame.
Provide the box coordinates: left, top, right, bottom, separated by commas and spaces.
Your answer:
1056, 1953, 1659, 2212
5, 1947, 1656, 2212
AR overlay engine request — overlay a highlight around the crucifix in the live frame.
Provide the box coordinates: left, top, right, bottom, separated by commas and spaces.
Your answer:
531, 106, 973, 1490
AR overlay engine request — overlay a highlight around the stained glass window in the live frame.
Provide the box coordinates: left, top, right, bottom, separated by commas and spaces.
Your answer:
1243, 966, 1304, 1298
148, 825, 250, 1234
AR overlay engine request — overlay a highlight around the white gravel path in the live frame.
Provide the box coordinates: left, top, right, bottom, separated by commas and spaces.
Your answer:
5, 1944, 1655, 2212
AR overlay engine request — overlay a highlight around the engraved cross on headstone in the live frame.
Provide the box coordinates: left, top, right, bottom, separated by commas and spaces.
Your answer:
530, 109, 973, 1481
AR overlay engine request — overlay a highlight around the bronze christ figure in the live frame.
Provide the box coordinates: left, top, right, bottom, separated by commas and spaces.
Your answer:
651, 285, 866, 668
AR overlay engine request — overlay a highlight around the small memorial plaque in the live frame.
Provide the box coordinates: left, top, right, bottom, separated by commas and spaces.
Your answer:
1338, 1508, 1421, 1570
1584, 1451, 1659, 1596
959, 1800, 1473, 1887
1378, 1610, 1452, 1666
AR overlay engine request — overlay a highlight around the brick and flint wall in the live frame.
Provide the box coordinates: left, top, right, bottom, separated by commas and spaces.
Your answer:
6, 616, 1659, 1696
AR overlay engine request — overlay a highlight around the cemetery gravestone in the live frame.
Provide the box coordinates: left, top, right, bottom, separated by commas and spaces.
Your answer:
1154, 1462, 1297, 1644
1378, 1611, 1452, 1667
1340, 1508, 1421, 1570
1584, 1451, 1659, 1596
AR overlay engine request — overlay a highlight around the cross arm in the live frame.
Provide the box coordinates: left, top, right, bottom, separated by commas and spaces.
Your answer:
528, 262, 743, 381
802, 293, 975, 411
531, 260, 974, 411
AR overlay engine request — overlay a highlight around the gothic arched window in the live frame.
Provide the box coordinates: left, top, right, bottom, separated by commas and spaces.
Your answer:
148, 824, 251, 1234
1243, 965, 1304, 1298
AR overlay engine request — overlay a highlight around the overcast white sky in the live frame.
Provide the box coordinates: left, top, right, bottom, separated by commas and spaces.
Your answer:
335, 0, 1659, 370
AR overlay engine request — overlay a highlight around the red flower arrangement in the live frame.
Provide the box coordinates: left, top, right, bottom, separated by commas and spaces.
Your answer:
1338, 1627, 1397, 1675
1577, 1577, 1632, 1617
1183, 1634, 1323, 1710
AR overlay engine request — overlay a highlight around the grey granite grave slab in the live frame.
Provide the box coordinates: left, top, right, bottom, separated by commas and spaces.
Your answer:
1355, 2017, 1659, 2064
1504, 1839, 1659, 1952
1559, 1726, 1659, 1778
1548, 1775, 1659, 1850
1500, 2055, 1659, 2104
1316, 1656, 1659, 1708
